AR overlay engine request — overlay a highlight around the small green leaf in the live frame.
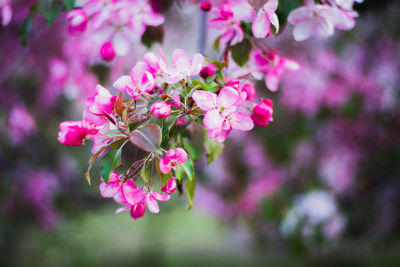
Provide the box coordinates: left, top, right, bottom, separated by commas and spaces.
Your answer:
84, 144, 109, 185
191, 80, 208, 91
181, 156, 194, 182
19, 14, 33, 46
183, 140, 200, 162
140, 159, 150, 183
62, 0, 76, 10
231, 39, 252, 67
130, 123, 162, 153
106, 130, 126, 138
38, 0, 63, 27
100, 148, 122, 183
185, 172, 196, 210
213, 36, 221, 51
203, 133, 224, 164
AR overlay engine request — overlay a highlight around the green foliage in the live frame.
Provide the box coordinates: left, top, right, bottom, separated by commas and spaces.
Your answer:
203, 134, 224, 164
231, 39, 252, 67
62, 0, 76, 10
38, 0, 63, 27
130, 124, 162, 153
19, 13, 33, 46
185, 171, 195, 210
100, 147, 122, 183
183, 139, 200, 162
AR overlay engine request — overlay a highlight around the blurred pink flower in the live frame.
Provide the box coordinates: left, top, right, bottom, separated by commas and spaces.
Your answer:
161, 177, 177, 194
1, 0, 12, 26
8, 104, 35, 145
159, 148, 188, 174
251, 0, 279, 38
251, 98, 274, 127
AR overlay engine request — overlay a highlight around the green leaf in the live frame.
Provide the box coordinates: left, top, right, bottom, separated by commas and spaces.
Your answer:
155, 159, 173, 187
140, 159, 151, 182
231, 39, 252, 67
19, 14, 33, 46
38, 0, 63, 27
100, 148, 122, 183
84, 144, 109, 185
203, 133, 224, 164
106, 130, 126, 138
206, 81, 219, 93
191, 80, 208, 91
185, 172, 196, 210
181, 156, 194, 182
183, 140, 200, 162
213, 36, 221, 51
130, 123, 162, 153
208, 61, 226, 70
62, 0, 75, 10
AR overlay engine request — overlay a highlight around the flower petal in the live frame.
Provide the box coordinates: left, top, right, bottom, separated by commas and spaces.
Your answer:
230, 112, 254, 131
218, 87, 239, 108
145, 194, 160, 213
189, 54, 205, 76
192, 90, 217, 111
124, 188, 146, 205
151, 192, 170, 201
204, 110, 223, 130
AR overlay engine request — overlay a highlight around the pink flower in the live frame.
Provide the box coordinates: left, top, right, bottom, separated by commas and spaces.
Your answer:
86, 85, 117, 116
100, 42, 116, 61
159, 48, 204, 84
161, 177, 177, 194
200, 64, 217, 79
113, 61, 155, 99
288, 4, 355, 41
1, 0, 12, 26
209, 2, 244, 47
150, 101, 171, 119
57, 120, 98, 146
159, 148, 188, 174
251, 98, 274, 127
200, 1, 212, 12
124, 188, 170, 214
251, 49, 300, 92
251, 0, 279, 38
99, 171, 123, 198
66, 9, 88, 35
240, 83, 256, 100
192, 87, 254, 142
130, 201, 146, 219
8, 104, 35, 144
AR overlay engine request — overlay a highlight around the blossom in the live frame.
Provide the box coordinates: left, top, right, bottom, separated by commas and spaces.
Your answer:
159, 48, 204, 84
192, 87, 254, 142
161, 177, 177, 194
150, 101, 171, 119
99, 171, 123, 198
209, 2, 244, 47
66, 9, 88, 35
111, 180, 147, 220
86, 85, 117, 116
100, 42, 116, 61
124, 187, 170, 214
240, 83, 256, 100
199, 1, 212, 12
8, 104, 35, 144
251, 0, 279, 38
200, 64, 217, 79
159, 148, 188, 174
288, 4, 355, 41
113, 61, 155, 99
250, 49, 300, 92
251, 98, 274, 126
57, 120, 98, 146
1, 0, 11, 26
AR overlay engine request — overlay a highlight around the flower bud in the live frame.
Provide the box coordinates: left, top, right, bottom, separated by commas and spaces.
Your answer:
161, 177, 177, 194
57, 120, 98, 146
251, 99, 274, 127
240, 83, 256, 100
200, 64, 217, 79
199, 1, 212, 12
150, 101, 171, 119
100, 42, 116, 61
66, 9, 87, 35
130, 201, 146, 220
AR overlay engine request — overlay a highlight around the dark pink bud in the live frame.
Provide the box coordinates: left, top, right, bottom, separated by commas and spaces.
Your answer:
200, 64, 217, 79
199, 1, 212, 12
240, 83, 256, 100
226, 79, 241, 90
150, 101, 171, 119
161, 177, 177, 194
100, 42, 116, 61
66, 9, 87, 35
251, 98, 274, 127
130, 201, 146, 220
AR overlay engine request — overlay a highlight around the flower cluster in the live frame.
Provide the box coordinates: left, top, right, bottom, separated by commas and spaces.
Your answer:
58, 48, 274, 220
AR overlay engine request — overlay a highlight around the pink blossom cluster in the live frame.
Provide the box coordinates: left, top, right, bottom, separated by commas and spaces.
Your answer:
66, 0, 165, 61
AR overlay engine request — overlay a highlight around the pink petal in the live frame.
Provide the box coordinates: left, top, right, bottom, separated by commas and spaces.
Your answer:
218, 87, 239, 107
159, 158, 171, 174
143, 13, 165, 26
204, 110, 223, 130
288, 6, 313, 25
189, 54, 205, 76
265, 72, 280, 92
145, 194, 160, 213
115, 205, 131, 214
192, 90, 217, 111
230, 112, 254, 131
282, 59, 300, 71
130, 201, 146, 219
151, 192, 170, 201
292, 21, 313, 41
172, 49, 191, 75
113, 31, 130, 56
113, 75, 133, 92
99, 180, 120, 198
113, 191, 128, 204
124, 188, 146, 205
252, 10, 271, 38
270, 13, 279, 33
2, 4, 12, 26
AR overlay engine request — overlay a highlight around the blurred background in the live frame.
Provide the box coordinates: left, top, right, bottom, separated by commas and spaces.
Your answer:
1, 0, 400, 266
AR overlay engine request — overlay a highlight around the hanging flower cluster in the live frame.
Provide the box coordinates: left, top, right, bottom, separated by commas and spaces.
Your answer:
58, 48, 274, 219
